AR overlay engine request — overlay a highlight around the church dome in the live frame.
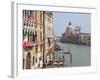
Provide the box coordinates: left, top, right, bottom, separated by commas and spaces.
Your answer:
68, 21, 72, 25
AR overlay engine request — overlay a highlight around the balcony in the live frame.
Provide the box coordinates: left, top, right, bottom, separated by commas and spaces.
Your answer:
23, 41, 34, 50
23, 40, 45, 50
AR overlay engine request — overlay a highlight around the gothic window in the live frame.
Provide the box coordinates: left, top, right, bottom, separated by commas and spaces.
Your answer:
35, 45, 38, 53
48, 38, 51, 47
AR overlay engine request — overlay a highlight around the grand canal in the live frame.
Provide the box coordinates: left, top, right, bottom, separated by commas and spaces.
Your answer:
55, 42, 91, 67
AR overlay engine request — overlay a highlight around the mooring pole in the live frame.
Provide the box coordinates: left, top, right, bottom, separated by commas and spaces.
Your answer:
70, 53, 72, 66
62, 55, 64, 67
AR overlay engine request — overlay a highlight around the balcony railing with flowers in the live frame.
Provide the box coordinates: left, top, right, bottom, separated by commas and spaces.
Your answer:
23, 40, 44, 50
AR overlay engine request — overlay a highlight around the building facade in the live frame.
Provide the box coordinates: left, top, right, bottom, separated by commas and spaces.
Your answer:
44, 12, 54, 65
61, 21, 90, 46
22, 10, 54, 69
79, 33, 91, 46
61, 21, 81, 44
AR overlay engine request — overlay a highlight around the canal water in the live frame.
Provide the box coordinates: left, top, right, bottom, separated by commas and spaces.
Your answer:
55, 42, 91, 67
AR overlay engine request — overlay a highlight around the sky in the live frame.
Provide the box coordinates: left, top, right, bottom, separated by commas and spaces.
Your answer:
53, 12, 91, 36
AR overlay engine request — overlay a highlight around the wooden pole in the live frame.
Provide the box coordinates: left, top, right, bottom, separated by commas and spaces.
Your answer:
62, 55, 64, 67
58, 55, 60, 68
70, 53, 72, 66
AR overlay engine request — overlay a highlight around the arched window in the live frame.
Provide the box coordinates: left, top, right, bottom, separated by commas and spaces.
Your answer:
28, 30, 30, 41
32, 31, 35, 42
32, 56, 35, 65
26, 52, 31, 69
23, 29, 25, 40
48, 38, 51, 47
40, 32, 42, 41
35, 45, 38, 53
23, 29, 27, 41
35, 31, 37, 42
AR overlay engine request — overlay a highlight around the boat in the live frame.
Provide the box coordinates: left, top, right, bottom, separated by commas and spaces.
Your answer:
54, 43, 62, 51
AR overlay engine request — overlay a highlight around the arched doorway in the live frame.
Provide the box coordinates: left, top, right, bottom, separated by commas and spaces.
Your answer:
26, 52, 31, 69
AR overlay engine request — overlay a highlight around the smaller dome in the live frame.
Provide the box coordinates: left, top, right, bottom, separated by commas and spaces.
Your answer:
67, 21, 75, 28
